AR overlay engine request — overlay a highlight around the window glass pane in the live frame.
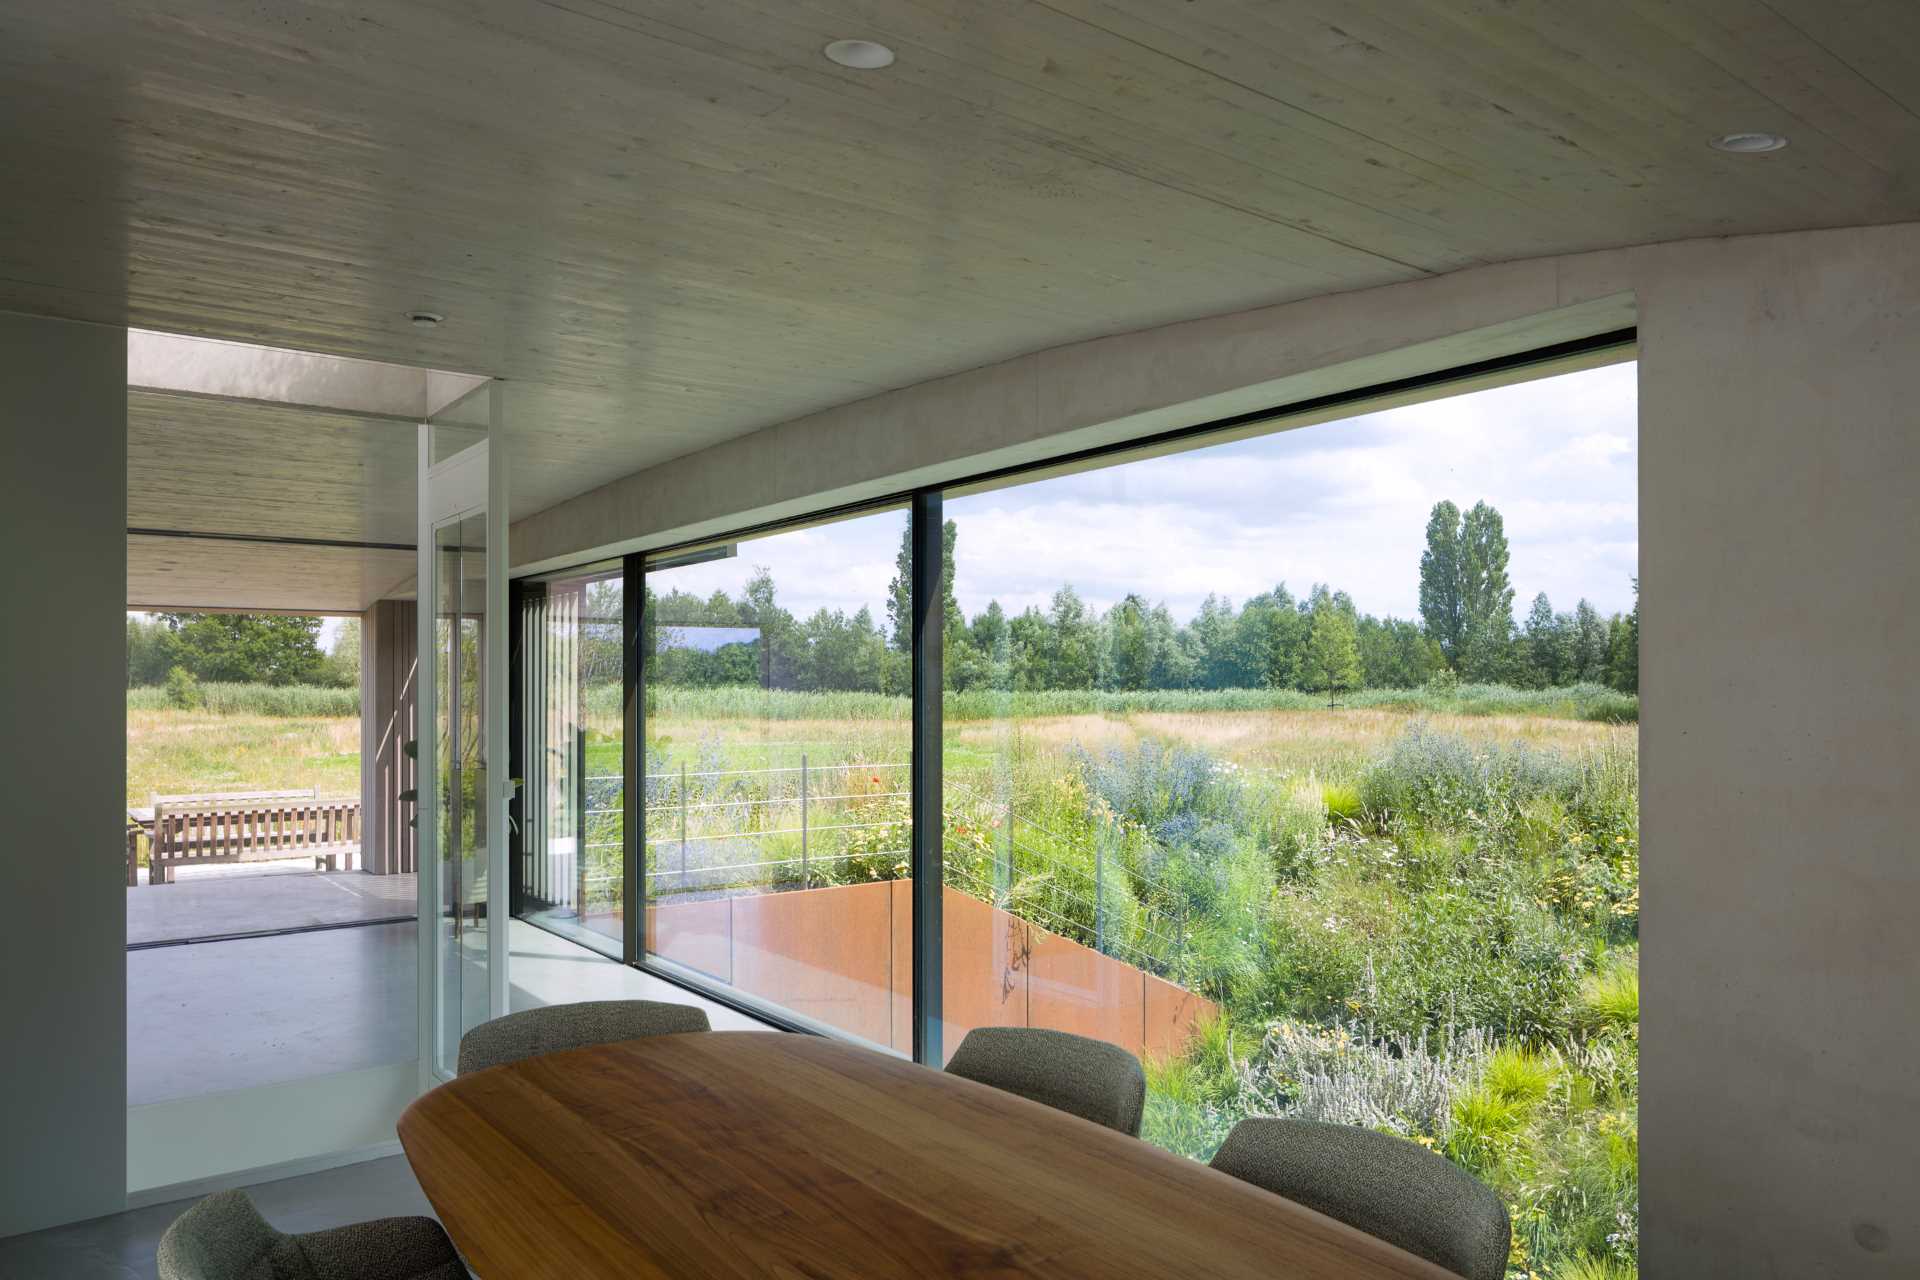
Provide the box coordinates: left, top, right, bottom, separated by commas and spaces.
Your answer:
518, 568, 625, 958
643, 507, 912, 1047
941, 365, 1639, 1272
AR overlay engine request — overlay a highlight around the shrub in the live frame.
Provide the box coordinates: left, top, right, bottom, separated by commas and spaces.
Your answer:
1483, 1046, 1558, 1107
1576, 957, 1639, 1036
164, 665, 201, 710
1234, 1019, 1491, 1142
1321, 782, 1365, 826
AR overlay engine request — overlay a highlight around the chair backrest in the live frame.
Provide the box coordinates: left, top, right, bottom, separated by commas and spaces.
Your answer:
943, 1026, 1147, 1137
457, 999, 711, 1074
156, 1191, 289, 1280
1208, 1118, 1510, 1280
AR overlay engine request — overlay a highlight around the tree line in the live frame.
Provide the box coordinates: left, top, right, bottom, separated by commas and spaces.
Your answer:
645, 499, 1637, 698
127, 613, 359, 689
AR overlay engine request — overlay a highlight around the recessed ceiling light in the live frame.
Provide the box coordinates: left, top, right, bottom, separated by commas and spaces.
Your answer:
1710, 131, 1788, 154
823, 39, 895, 70
409, 311, 444, 329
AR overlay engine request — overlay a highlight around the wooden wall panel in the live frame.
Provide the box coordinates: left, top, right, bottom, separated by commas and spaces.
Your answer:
361, 598, 418, 876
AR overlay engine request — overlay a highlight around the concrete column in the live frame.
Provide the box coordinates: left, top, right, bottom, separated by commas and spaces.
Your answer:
0, 312, 127, 1236
360, 598, 419, 876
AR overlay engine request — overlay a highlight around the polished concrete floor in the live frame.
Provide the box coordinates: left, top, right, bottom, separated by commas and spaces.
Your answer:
128, 865, 416, 946
131, 917, 766, 1105
0, 1155, 435, 1280
128, 921, 419, 1106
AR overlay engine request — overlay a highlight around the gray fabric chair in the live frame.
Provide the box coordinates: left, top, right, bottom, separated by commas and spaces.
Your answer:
456, 998, 710, 1074
156, 1189, 464, 1280
1208, 1117, 1510, 1280
944, 1026, 1148, 1137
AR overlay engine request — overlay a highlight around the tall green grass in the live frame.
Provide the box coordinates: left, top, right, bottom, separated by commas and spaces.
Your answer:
128, 683, 361, 717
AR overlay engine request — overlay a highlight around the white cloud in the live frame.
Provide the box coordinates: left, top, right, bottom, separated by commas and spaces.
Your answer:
647, 362, 1639, 625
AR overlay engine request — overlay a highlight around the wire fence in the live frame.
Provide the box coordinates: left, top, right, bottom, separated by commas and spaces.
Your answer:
525, 754, 1199, 977
546, 758, 1197, 978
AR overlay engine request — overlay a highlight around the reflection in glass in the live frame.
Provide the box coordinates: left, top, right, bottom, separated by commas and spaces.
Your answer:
642, 510, 910, 1047
519, 568, 625, 957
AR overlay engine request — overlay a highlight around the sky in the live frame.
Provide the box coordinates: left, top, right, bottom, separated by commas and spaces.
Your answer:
653, 361, 1639, 627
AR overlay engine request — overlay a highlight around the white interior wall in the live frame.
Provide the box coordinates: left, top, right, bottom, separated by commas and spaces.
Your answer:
510, 222, 1920, 1275
0, 311, 128, 1237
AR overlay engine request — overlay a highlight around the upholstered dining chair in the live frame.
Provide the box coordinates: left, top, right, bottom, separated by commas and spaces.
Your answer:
943, 1026, 1148, 1137
1208, 1117, 1510, 1280
156, 1189, 463, 1280
456, 998, 711, 1075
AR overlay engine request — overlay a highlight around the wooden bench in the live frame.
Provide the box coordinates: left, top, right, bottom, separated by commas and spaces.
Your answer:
136, 789, 362, 885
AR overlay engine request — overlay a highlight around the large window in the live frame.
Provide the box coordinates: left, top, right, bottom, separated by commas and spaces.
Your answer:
641, 509, 913, 1047
509, 353, 1641, 1279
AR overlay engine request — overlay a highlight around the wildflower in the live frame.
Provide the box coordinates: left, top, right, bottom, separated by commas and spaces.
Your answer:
1414, 1135, 1436, 1149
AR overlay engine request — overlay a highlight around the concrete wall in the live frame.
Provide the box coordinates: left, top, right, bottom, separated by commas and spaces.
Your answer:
0, 312, 128, 1236
1626, 229, 1920, 1276
510, 222, 1920, 1275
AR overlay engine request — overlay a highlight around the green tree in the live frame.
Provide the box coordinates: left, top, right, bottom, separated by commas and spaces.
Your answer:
1043, 585, 1097, 689
1302, 604, 1363, 707
1522, 592, 1576, 688
156, 613, 331, 685
127, 614, 177, 686
886, 517, 958, 652
1572, 598, 1610, 683
322, 618, 362, 688
1418, 501, 1466, 664
1608, 578, 1640, 693
1421, 500, 1515, 680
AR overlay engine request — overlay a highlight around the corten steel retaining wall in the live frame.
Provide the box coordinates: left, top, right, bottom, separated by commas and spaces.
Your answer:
642, 881, 1217, 1063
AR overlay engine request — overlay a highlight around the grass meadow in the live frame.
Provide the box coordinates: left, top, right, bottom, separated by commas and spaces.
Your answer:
131, 682, 1638, 1277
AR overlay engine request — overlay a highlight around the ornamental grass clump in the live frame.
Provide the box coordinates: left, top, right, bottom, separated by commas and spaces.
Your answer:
1234, 1019, 1491, 1143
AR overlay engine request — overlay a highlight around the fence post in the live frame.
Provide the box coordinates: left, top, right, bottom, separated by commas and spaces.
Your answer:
1095, 837, 1105, 955
800, 754, 810, 889
1000, 795, 1013, 906
679, 761, 689, 884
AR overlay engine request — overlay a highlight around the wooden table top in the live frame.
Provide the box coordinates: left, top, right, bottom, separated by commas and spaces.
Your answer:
398, 1031, 1456, 1280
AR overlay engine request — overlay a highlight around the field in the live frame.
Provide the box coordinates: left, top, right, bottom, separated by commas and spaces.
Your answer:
127, 705, 360, 806
131, 683, 1638, 1277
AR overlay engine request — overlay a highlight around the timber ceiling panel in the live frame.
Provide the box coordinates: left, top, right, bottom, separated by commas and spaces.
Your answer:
128, 391, 418, 545
128, 535, 416, 614
6, 1, 1918, 524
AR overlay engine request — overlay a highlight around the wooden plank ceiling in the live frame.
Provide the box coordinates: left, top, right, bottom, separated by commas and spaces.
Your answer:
2, 0, 1915, 606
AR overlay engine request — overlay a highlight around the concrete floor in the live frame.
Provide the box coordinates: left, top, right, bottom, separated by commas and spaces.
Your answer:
130, 917, 767, 1105
128, 865, 417, 946
37, 919, 777, 1274
128, 922, 419, 1106
0, 1155, 435, 1280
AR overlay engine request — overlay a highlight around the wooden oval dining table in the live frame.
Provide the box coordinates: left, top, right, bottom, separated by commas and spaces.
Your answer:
398, 1030, 1458, 1279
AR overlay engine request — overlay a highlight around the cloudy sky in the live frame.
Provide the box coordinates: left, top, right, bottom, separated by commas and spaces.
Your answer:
653, 360, 1639, 626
